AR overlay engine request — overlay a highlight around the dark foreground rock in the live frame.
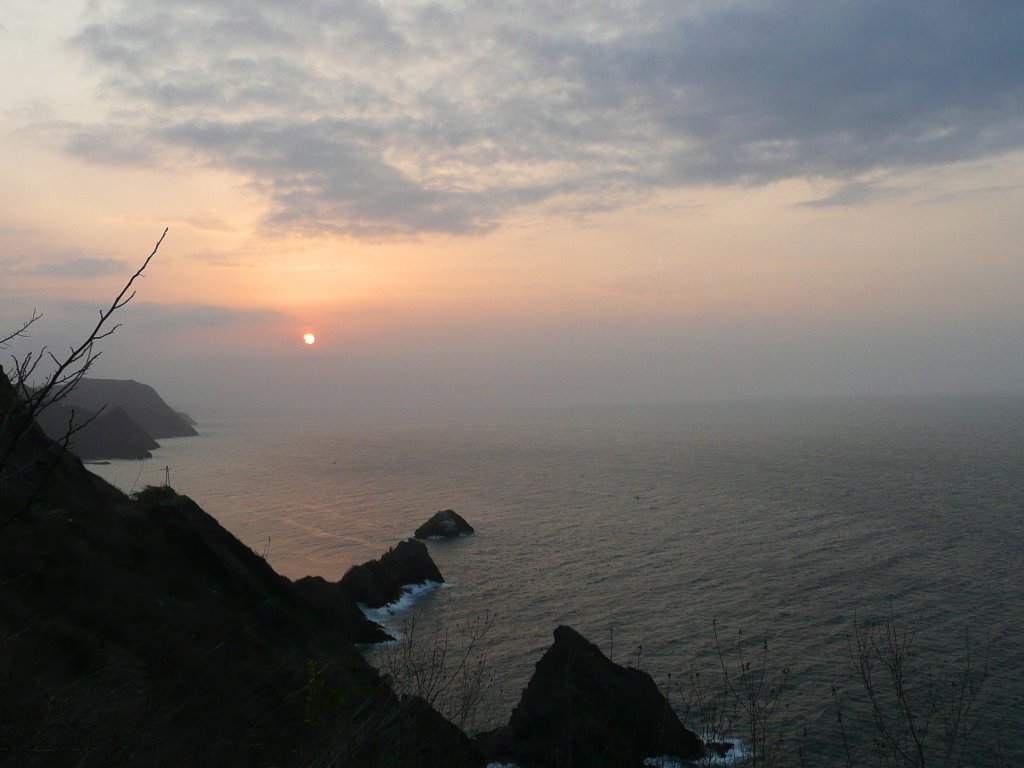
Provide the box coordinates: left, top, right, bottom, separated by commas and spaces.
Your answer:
339, 538, 444, 608
0, 489, 480, 767
2, 367, 481, 767
292, 574, 393, 643
480, 625, 704, 768
414, 509, 474, 539
397, 696, 479, 765
0, 372, 126, 511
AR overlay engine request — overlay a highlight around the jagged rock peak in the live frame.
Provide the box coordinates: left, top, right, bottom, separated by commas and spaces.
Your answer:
338, 538, 444, 609
488, 624, 704, 767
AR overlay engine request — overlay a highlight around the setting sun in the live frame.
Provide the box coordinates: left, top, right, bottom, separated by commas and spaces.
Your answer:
303, 333, 316, 345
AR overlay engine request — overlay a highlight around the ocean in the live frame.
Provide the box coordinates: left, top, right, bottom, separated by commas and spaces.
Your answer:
87, 395, 1024, 764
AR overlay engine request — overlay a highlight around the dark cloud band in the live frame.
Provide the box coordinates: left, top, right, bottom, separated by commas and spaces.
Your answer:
62, 0, 1024, 236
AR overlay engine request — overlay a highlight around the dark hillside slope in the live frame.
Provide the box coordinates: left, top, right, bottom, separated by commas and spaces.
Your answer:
0, 372, 125, 513
0, 374, 478, 768
0, 488, 478, 767
3, 368, 704, 767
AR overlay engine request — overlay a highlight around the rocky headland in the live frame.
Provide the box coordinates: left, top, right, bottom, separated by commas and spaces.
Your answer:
1, 368, 711, 767
62, 378, 198, 439
35, 377, 197, 462
294, 538, 444, 644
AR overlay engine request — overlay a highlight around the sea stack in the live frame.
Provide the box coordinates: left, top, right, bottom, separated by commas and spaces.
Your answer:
481, 625, 704, 767
414, 509, 475, 539
337, 538, 444, 608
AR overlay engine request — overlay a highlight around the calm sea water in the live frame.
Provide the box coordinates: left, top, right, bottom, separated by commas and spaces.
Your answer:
88, 396, 1024, 763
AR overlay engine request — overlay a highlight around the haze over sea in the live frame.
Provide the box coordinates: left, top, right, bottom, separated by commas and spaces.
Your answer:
89, 394, 1023, 763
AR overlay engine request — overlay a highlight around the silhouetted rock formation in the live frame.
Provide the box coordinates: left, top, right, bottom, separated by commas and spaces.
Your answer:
36, 404, 159, 461
339, 538, 444, 608
292, 574, 393, 644
1, 371, 480, 766
1, 369, 126, 512
294, 538, 445, 642
31, 377, 197, 462
7, 363, 715, 768
481, 625, 704, 767
61, 378, 197, 439
397, 696, 480, 765
415, 509, 475, 539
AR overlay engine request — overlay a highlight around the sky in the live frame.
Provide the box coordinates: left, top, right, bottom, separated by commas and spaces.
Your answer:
2, 0, 1023, 416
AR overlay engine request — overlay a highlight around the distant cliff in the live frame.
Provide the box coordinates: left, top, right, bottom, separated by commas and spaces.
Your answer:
35, 377, 196, 461
60, 378, 197, 439
35, 404, 160, 461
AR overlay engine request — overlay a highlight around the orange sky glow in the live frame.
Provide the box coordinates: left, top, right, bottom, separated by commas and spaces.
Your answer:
3, 2, 1024, 414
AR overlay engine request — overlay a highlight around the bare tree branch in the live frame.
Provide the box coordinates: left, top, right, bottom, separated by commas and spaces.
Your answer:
0, 229, 168, 518
0, 310, 42, 349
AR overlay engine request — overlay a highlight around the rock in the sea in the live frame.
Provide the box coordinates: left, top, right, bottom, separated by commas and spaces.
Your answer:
414, 509, 475, 539
482, 625, 704, 767
338, 538, 444, 608
294, 538, 445, 643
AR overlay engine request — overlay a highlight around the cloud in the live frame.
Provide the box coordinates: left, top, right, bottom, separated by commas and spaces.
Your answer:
160, 118, 502, 236
57, 0, 1024, 236
608, 1, 1024, 182
10, 298, 285, 331
184, 250, 258, 268
0, 298, 286, 366
798, 180, 899, 208
26, 256, 128, 278
920, 182, 1024, 205
123, 302, 286, 331
177, 212, 236, 232
59, 122, 161, 165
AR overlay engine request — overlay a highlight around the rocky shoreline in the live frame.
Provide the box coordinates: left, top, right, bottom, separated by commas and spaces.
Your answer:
302, 508, 707, 766
1, 365, 713, 766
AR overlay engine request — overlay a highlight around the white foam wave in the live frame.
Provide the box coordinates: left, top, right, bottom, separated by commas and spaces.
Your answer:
643, 734, 748, 767
359, 580, 443, 625
408, 531, 474, 541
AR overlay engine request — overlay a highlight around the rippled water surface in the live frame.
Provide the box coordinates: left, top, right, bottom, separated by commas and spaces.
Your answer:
89, 395, 1024, 763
